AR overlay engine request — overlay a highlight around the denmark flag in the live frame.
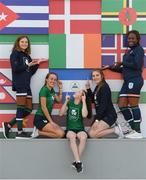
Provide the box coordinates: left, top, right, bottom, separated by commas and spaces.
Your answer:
49, 0, 101, 34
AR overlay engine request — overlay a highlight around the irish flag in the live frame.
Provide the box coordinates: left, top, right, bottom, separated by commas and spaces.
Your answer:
49, 34, 101, 69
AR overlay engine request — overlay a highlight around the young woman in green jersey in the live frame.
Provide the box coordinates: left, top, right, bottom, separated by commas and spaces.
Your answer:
59, 90, 88, 173
33, 72, 64, 138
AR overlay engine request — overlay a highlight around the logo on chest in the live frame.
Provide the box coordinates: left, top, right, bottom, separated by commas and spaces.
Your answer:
69, 108, 79, 121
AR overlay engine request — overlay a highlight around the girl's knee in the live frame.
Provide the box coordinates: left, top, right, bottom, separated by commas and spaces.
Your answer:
67, 133, 76, 140
57, 130, 65, 138
79, 134, 87, 141
88, 130, 96, 138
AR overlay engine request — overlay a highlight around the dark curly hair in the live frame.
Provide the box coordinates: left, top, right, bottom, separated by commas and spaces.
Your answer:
127, 30, 141, 45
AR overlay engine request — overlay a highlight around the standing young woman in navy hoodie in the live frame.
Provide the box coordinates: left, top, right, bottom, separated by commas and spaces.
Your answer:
2, 35, 45, 138
103, 30, 144, 139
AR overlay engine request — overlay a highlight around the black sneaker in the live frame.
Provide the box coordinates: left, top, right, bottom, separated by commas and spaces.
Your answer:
2, 122, 10, 138
15, 131, 30, 139
72, 161, 76, 169
75, 162, 83, 173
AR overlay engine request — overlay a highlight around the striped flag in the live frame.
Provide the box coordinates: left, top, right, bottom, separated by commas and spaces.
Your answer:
0, 35, 49, 104
102, 34, 126, 66
102, 0, 146, 34
50, 69, 146, 103
0, 73, 15, 103
102, 34, 146, 68
49, 34, 101, 68
49, 0, 101, 34
0, 0, 48, 34
140, 35, 146, 68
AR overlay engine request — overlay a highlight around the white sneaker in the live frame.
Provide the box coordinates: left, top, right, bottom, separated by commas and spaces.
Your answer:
114, 123, 124, 139
31, 127, 39, 138
125, 130, 143, 139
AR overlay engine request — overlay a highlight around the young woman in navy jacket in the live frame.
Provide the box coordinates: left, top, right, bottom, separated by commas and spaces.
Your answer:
2, 35, 45, 138
103, 30, 144, 139
86, 69, 123, 138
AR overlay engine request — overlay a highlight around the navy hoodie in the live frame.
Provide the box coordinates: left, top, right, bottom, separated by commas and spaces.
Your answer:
109, 45, 144, 81
10, 50, 38, 91
87, 82, 117, 120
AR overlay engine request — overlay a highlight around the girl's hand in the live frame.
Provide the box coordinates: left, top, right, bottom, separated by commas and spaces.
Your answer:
85, 80, 90, 89
65, 95, 70, 102
114, 62, 122, 66
101, 65, 110, 70
37, 58, 48, 64
28, 60, 38, 67
57, 80, 63, 90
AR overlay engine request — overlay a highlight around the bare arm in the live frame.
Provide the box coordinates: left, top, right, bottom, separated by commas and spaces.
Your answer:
55, 80, 63, 103
59, 95, 70, 116
40, 97, 53, 123
82, 92, 88, 118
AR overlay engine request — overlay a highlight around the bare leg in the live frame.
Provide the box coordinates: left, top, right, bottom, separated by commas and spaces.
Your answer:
26, 96, 33, 110
95, 127, 115, 138
118, 97, 128, 108
66, 131, 80, 162
128, 97, 140, 106
88, 120, 112, 138
38, 130, 62, 138
77, 131, 87, 157
41, 123, 64, 138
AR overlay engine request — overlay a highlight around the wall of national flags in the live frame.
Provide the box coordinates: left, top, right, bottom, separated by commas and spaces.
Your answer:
0, 0, 146, 136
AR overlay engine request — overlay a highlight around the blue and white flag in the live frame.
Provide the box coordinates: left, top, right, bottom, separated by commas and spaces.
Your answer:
50, 69, 93, 102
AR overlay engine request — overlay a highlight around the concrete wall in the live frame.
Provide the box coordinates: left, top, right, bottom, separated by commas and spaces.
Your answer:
0, 139, 146, 179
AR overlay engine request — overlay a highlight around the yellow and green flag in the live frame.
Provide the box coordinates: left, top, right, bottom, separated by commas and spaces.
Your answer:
102, 0, 146, 34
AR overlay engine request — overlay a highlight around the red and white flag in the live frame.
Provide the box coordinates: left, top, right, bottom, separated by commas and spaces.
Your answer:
49, 0, 101, 34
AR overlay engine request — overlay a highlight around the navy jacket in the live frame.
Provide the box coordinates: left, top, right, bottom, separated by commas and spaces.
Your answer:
109, 45, 144, 81
87, 82, 117, 120
10, 50, 38, 91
